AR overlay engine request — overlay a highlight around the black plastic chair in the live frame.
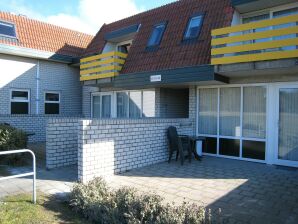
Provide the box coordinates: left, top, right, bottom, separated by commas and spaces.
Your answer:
167, 126, 191, 165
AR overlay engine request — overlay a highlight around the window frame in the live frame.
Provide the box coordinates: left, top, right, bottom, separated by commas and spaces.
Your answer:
0, 20, 17, 39
196, 84, 268, 162
44, 91, 60, 115
182, 13, 204, 42
10, 89, 30, 115
146, 22, 167, 50
91, 89, 156, 119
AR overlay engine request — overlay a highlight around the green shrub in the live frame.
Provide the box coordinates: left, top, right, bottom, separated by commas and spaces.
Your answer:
0, 124, 28, 151
70, 177, 211, 224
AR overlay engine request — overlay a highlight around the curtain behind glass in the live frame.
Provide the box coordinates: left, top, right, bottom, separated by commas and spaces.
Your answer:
198, 88, 218, 135
129, 91, 142, 118
219, 88, 241, 137
101, 95, 111, 118
243, 87, 266, 139
278, 88, 298, 161
117, 92, 128, 118
93, 96, 101, 118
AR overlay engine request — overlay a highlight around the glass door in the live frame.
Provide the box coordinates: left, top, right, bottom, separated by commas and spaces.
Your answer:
92, 92, 113, 118
275, 86, 298, 167
101, 93, 112, 118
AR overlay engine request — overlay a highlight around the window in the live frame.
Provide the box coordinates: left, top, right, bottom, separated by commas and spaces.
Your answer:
183, 14, 204, 40
116, 92, 129, 118
92, 93, 113, 118
147, 23, 166, 47
129, 91, 142, 118
198, 86, 267, 161
0, 21, 16, 38
45, 92, 60, 114
10, 89, 30, 114
92, 90, 156, 118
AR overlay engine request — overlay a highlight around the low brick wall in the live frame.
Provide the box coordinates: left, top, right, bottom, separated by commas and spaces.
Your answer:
0, 115, 52, 142
46, 118, 79, 169
78, 118, 195, 183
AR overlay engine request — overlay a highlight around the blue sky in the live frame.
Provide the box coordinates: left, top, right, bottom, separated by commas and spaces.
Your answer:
0, 0, 176, 34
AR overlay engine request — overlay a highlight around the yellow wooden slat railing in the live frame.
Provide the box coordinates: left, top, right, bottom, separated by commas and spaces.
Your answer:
211, 14, 298, 65
80, 51, 127, 81
212, 14, 298, 36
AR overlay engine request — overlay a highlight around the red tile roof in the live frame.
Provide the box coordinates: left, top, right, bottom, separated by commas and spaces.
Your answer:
84, 0, 234, 74
0, 11, 93, 57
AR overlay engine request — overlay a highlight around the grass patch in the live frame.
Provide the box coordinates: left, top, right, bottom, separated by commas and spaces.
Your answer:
0, 193, 90, 224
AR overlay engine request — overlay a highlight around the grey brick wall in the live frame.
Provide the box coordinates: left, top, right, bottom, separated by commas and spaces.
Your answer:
78, 118, 194, 183
0, 54, 82, 143
46, 118, 79, 169
0, 54, 82, 116
159, 88, 189, 118
82, 86, 99, 118
0, 115, 62, 142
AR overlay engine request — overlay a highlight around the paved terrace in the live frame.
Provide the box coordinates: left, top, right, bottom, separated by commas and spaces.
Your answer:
1, 156, 298, 223
108, 157, 298, 224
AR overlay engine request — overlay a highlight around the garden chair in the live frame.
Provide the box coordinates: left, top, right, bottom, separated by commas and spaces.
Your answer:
167, 126, 192, 165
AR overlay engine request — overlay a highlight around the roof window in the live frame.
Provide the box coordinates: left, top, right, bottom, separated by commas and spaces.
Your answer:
183, 14, 204, 40
147, 22, 167, 48
0, 21, 16, 38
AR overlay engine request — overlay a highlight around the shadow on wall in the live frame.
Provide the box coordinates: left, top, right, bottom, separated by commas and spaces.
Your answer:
0, 43, 84, 142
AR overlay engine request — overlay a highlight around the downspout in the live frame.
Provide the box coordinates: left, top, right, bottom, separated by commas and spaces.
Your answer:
36, 60, 40, 114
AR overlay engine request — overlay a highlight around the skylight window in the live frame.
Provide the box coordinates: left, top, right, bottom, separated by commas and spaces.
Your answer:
183, 14, 204, 40
147, 22, 167, 47
0, 21, 16, 38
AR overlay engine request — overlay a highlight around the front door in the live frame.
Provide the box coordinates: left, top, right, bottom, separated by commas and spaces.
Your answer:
274, 85, 298, 167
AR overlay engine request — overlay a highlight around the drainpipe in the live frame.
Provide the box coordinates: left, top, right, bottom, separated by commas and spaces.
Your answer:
36, 60, 40, 115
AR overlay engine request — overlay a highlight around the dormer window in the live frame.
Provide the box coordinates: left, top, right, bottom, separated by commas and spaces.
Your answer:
183, 14, 204, 40
147, 22, 167, 47
0, 21, 16, 38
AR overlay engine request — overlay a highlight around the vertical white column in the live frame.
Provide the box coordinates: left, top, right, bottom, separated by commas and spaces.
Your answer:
36, 60, 40, 115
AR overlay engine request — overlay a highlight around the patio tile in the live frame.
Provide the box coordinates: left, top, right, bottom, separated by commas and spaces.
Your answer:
106, 156, 298, 224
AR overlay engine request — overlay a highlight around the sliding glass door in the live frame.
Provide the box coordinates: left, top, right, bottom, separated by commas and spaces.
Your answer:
275, 85, 298, 167
197, 85, 267, 161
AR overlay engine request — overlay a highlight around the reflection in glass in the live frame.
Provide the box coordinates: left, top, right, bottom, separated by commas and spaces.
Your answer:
219, 138, 240, 157
242, 140, 265, 160
278, 88, 298, 161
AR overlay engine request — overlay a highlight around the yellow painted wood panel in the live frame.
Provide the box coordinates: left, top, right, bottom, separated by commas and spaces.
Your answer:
80, 58, 125, 69
212, 14, 298, 36
212, 38, 298, 55
80, 72, 118, 81
211, 49, 298, 65
80, 51, 115, 63
114, 51, 128, 58
80, 65, 122, 75
212, 26, 298, 46
80, 51, 128, 63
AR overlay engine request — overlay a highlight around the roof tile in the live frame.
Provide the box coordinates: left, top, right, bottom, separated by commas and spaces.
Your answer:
0, 11, 93, 57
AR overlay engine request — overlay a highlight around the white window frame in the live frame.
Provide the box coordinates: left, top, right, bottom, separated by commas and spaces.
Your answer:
241, 2, 298, 22
0, 20, 17, 39
91, 89, 155, 119
44, 91, 60, 115
196, 84, 268, 164
91, 92, 115, 118
10, 89, 30, 114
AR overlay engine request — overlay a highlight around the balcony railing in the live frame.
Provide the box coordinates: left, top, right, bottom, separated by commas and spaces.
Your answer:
211, 14, 298, 65
80, 51, 127, 81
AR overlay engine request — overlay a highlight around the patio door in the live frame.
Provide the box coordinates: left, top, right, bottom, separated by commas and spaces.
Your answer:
274, 85, 298, 167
